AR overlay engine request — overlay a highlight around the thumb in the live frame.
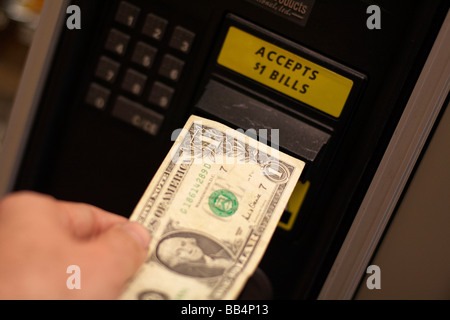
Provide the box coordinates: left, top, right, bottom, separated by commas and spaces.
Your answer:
83, 222, 150, 299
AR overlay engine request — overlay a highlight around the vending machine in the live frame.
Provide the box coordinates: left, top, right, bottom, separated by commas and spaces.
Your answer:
0, 0, 448, 299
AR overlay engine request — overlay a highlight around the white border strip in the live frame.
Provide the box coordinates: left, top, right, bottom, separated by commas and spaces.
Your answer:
0, 0, 70, 196
318, 11, 450, 300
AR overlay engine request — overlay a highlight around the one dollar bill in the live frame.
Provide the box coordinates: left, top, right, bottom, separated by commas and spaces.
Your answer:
120, 116, 305, 300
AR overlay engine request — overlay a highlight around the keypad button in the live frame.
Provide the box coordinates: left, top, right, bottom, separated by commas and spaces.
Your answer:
112, 96, 164, 135
105, 29, 130, 56
86, 83, 110, 110
122, 69, 147, 96
95, 56, 120, 83
159, 54, 185, 82
149, 81, 175, 109
169, 26, 196, 54
142, 13, 168, 41
131, 42, 158, 69
115, 1, 141, 28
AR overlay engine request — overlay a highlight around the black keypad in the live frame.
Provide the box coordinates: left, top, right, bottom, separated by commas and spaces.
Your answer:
105, 29, 130, 56
86, 3, 197, 135
115, 1, 141, 28
169, 26, 196, 54
142, 13, 168, 41
122, 69, 147, 96
95, 56, 120, 84
132, 42, 158, 69
159, 54, 185, 82
86, 83, 110, 110
149, 82, 175, 109
112, 96, 164, 135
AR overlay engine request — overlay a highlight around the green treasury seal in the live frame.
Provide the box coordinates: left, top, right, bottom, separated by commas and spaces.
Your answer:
209, 190, 239, 217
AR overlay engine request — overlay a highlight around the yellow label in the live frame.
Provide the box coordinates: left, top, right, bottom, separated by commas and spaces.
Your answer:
218, 27, 354, 118
278, 181, 310, 231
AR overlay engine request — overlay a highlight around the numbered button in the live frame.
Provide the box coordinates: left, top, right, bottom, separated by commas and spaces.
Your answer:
115, 1, 141, 28
169, 26, 196, 54
86, 83, 110, 110
142, 13, 168, 41
159, 54, 185, 82
132, 42, 158, 69
105, 29, 130, 56
95, 56, 120, 83
122, 69, 147, 96
149, 82, 175, 109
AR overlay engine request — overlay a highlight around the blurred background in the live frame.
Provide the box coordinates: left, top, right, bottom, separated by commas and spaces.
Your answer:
0, 0, 43, 147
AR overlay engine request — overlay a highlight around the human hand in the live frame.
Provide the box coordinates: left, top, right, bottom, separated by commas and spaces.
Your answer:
0, 191, 150, 300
